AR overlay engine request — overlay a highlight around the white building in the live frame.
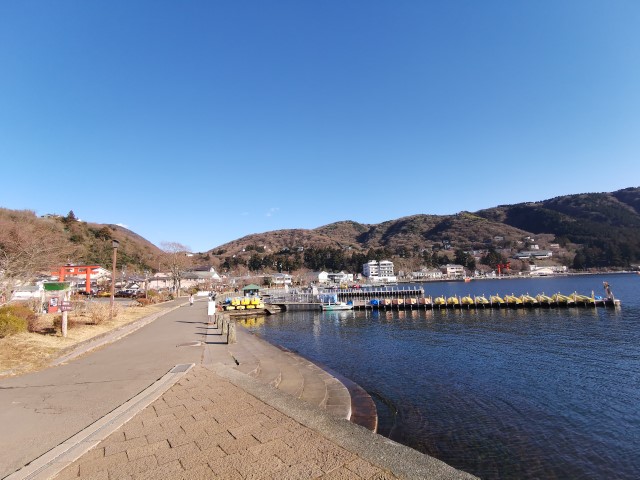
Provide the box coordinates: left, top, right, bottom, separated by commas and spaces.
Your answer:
514, 250, 553, 260
303, 271, 329, 284
362, 260, 396, 283
327, 272, 354, 284
411, 268, 443, 280
363, 260, 379, 277
441, 264, 465, 277
269, 273, 292, 286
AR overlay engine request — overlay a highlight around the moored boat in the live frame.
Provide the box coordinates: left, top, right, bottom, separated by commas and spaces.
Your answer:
504, 294, 523, 307
536, 293, 553, 306
490, 294, 505, 305
321, 302, 353, 311
461, 295, 474, 306
446, 296, 459, 306
520, 294, 538, 307
475, 295, 490, 306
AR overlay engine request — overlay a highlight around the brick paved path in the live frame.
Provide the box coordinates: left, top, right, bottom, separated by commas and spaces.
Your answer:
54, 366, 398, 480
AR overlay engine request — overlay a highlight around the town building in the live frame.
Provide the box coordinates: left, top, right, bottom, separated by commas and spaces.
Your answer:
362, 260, 396, 283
440, 264, 465, 277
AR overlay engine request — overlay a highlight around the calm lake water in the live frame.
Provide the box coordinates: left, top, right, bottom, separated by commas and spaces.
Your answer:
241, 274, 640, 479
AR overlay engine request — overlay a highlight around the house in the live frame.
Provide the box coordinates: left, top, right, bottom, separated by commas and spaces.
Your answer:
440, 264, 465, 277
303, 271, 329, 284
10, 283, 45, 302
327, 271, 353, 284
514, 250, 553, 260
269, 273, 292, 286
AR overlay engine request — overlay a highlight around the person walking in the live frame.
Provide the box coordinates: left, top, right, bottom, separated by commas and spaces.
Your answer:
189, 294, 194, 306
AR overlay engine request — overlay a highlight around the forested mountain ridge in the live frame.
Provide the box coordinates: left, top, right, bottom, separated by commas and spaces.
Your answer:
475, 187, 640, 268
2, 187, 640, 283
209, 187, 640, 272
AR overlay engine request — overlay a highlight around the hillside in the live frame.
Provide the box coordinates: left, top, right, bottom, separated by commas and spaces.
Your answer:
3, 187, 640, 281
476, 187, 640, 268
0, 209, 163, 275
206, 187, 640, 273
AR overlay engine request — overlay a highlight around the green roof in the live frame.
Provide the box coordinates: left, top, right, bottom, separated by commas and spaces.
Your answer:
242, 284, 261, 291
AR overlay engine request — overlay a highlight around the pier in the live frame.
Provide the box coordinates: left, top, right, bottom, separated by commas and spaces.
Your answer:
264, 286, 620, 311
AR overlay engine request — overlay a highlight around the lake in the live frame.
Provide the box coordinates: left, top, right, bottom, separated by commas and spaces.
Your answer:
240, 273, 640, 479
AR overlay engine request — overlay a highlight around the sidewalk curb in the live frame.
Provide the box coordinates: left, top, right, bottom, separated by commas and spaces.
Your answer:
210, 363, 477, 480
5, 364, 194, 480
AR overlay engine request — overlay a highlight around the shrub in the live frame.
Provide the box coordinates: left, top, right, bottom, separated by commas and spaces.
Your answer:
0, 311, 28, 338
52, 315, 82, 331
0, 304, 36, 337
85, 302, 119, 324
136, 298, 154, 307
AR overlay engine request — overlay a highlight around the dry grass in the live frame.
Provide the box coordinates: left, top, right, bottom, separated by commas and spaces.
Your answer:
0, 301, 167, 377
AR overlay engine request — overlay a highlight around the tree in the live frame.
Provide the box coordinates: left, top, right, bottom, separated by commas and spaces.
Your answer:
0, 215, 74, 302
160, 242, 193, 295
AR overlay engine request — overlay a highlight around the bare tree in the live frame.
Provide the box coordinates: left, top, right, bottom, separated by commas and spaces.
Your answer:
0, 212, 75, 302
160, 242, 193, 296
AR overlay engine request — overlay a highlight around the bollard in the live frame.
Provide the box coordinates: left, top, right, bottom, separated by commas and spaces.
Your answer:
222, 317, 228, 336
228, 321, 237, 344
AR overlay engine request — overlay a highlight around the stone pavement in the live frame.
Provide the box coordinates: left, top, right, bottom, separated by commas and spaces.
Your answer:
6, 301, 476, 479
53, 366, 399, 480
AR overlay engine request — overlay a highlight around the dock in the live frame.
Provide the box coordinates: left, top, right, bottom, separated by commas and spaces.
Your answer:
265, 286, 620, 311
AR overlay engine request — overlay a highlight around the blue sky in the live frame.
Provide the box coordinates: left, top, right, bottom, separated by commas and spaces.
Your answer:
1, 1, 639, 253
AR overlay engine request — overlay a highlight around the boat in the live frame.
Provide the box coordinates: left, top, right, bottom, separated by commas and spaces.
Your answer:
536, 293, 553, 306
571, 292, 595, 306
490, 294, 505, 305
552, 293, 574, 306
504, 294, 523, 307
446, 296, 459, 306
475, 295, 490, 306
321, 302, 353, 311
463, 277, 472, 283
434, 296, 446, 306
520, 294, 538, 307
461, 295, 474, 306
418, 296, 432, 306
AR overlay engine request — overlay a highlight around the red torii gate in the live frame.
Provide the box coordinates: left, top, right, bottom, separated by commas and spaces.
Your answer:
52, 265, 102, 293
496, 262, 511, 275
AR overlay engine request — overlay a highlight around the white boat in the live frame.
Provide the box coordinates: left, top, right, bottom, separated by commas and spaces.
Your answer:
321, 302, 353, 311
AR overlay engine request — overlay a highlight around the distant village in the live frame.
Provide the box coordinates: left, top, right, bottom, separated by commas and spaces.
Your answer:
8, 233, 568, 304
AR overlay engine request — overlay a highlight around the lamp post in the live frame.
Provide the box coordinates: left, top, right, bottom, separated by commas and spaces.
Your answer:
110, 239, 120, 319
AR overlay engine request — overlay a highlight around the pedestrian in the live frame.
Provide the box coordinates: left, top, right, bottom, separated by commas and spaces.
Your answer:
189, 294, 194, 306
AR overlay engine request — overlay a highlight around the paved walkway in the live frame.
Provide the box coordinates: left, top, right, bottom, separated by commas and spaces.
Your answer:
3, 299, 476, 480
53, 366, 398, 480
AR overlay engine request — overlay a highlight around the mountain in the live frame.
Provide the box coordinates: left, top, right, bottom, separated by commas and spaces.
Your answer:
475, 187, 640, 268
206, 187, 640, 272
0, 209, 163, 275
3, 187, 640, 279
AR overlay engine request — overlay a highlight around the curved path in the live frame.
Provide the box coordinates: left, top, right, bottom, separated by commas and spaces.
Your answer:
1, 298, 474, 479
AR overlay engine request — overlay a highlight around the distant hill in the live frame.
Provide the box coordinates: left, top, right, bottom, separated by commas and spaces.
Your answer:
475, 187, 640, 268
206, 187, 640, 272
3, 187, 639, 278
0, 209, 163, 274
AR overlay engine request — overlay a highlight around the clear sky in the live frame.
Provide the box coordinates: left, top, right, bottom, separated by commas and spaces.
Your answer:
1, 1, 639, 253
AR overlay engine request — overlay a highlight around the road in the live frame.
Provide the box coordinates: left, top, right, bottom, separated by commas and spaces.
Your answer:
0, 299, 208, 478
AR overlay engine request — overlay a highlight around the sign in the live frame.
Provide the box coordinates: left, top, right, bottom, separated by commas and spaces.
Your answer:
60, 301, 72, 312
44, 282, 71, 291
